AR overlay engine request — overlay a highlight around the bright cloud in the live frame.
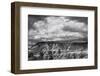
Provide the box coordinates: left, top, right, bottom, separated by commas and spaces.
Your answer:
28, 16, 87, 41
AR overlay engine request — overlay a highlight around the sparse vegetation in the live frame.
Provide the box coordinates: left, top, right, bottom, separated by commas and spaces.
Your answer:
28, 41, 88, 60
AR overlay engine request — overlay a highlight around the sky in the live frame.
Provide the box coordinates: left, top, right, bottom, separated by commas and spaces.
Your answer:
28, 15, 88, 41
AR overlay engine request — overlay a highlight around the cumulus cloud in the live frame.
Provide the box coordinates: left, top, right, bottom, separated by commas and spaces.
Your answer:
28, 16, 88, 41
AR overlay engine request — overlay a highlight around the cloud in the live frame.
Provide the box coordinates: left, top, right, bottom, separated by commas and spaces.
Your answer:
29, 16, 87, 41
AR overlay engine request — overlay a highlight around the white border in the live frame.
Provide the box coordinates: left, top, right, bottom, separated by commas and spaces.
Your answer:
20, 6, 95, 70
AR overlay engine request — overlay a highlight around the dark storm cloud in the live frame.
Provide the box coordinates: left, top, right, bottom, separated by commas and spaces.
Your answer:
68, 17, 88, 24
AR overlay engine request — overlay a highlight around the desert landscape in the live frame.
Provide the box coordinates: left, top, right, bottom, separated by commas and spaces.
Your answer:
28, 15, 88, 61
28, 39, 88, 60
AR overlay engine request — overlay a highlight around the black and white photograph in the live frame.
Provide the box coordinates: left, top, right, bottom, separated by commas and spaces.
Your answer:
28, 15, 88, 61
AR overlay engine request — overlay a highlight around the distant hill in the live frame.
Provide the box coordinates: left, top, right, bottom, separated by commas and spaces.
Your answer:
28, 38, 88, 46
